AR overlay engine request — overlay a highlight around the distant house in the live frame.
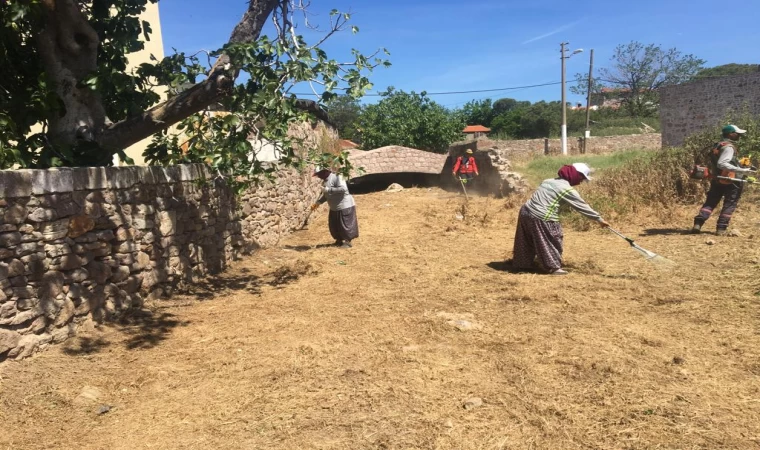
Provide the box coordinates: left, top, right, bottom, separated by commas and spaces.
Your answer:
590, 87, 657, 110
463, 125, 491, 140
177, 99, 335, 163
590, 88, 628, 109
570, 102, 599, 111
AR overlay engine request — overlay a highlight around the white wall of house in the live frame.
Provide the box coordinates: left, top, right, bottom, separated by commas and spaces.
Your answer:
119, 2, 166, 165
248, 138, 283, 162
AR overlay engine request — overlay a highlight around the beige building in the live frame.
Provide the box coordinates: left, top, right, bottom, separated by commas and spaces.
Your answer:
116, 2, 165, 165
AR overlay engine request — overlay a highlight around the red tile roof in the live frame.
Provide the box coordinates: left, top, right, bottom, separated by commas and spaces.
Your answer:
339, 139, 359, 149
462, 125, 491, 133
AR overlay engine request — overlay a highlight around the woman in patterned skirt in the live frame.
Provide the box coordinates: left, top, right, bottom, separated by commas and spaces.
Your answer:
311, 167, 359, 248
512, 163, 609, 275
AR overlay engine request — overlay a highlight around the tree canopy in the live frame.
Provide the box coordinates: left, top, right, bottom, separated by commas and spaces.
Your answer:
0, 0, 389, 188
572, 41, 705, 116
326, 95, 362, 142
694, 63, 759, 79
356, 88, 464, 153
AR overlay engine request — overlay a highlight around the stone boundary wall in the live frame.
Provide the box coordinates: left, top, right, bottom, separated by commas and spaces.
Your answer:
0, 164, 321, 360
449, 133, 661, 161
660, 72, 760, 147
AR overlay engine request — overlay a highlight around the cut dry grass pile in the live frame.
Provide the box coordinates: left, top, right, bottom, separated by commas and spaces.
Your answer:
2, 187, 760, 449
270, 260, 318, 286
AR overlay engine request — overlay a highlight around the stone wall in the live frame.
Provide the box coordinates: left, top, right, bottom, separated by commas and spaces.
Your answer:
450, 133, 661, 162
0, 163, 322, 361
346, 146, 448, 177
660, 72, 760, 147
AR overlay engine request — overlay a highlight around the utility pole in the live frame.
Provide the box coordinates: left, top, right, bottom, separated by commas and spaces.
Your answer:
560, 43, 583, 155
584, 49, 594, 138
560, 42, 568, 155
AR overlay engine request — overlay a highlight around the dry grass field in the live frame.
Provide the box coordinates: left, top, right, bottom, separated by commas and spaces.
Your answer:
2, 186, 760, 449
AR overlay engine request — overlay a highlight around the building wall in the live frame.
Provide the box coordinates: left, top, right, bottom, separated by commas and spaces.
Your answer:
118, 2, 166, 166
660, 72, 760, 147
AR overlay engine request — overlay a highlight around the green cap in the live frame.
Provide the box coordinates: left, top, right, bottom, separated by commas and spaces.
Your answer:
722, 124, 747, 135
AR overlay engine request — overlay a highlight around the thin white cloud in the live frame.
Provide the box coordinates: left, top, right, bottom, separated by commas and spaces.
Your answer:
522, 19, 583, 45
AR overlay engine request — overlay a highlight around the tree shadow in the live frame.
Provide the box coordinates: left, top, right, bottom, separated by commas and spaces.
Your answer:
62, 336, 111, 356
179, 273, 263, 301
60, 309, 187, 355
641, 228, 692, 236
116, 309, 189, 351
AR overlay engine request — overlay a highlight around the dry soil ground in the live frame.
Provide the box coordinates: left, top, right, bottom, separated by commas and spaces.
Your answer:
2, 187, 760, 450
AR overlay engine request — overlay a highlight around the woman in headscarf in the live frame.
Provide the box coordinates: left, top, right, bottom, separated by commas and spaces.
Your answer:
512, 162, 610, 275
311, 167, 359, 248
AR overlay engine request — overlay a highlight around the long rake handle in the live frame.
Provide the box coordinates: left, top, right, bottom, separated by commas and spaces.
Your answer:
608, 227, 635, 246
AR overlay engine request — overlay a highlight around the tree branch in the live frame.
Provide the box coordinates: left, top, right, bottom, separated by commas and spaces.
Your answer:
96, 0, 281, 151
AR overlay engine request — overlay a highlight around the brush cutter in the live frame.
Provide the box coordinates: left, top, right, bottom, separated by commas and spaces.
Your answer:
608, 227, 674, 266
454, 174, 470, 201
716, 175, 757, 184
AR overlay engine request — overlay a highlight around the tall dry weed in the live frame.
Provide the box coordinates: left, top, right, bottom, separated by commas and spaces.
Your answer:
509, 112, 760, 230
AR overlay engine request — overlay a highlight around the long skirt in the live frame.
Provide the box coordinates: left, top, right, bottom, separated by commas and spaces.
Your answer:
328, 206, 359, 242
512, 205, 564, 271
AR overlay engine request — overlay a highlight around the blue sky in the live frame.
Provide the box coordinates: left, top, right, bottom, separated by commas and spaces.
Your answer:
158, 0, 760, 109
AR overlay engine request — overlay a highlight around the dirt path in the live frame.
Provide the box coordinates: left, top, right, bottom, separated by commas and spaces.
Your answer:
2, 188, 760, 450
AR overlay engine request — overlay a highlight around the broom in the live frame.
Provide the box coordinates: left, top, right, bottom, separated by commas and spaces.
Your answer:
608, 227, 674, 266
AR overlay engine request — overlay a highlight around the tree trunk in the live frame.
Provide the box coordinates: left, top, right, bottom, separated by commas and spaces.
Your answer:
36, 0, 106, 148
37, 0, 281, 153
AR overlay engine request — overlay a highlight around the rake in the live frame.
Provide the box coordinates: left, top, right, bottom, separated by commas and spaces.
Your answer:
608, 227, 675, 267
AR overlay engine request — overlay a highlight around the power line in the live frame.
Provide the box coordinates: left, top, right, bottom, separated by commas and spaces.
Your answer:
292, 81, 562, 97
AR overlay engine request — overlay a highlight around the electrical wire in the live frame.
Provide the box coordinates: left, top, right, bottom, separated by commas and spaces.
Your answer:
292, 81, 563, 97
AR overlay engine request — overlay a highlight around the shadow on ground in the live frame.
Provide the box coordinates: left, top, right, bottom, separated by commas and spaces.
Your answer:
181, 273, 263, 300
62, 309, 188, 355
282, 243, 339, 252
63, 336, 111, 356
486, 260, 541, 274
118, 310, 189, 350
641, 228, 692, 236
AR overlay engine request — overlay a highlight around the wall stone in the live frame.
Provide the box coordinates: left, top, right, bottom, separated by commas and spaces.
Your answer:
0, 163, 324, 361
660, 72, 760, 147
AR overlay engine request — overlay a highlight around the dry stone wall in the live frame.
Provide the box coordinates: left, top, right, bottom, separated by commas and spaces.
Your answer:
0, 164, 322, 360
660, 72, 760, 147
450, 133, 661, 162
